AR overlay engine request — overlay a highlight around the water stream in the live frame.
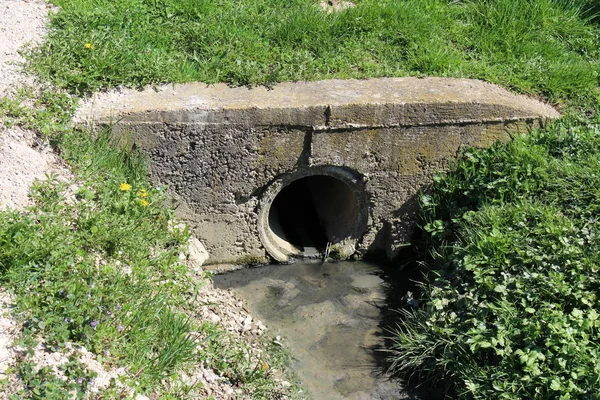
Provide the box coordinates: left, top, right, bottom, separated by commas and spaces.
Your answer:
213, 260, 419, 399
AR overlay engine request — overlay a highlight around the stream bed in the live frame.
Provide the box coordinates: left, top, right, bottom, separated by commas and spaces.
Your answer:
213, 260, 416, 400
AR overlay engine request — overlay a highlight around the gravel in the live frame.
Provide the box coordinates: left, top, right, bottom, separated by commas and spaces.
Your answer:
0, 0, 70, 212
0, 0, 53, 97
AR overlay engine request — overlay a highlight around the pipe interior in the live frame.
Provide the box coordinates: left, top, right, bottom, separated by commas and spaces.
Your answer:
268, 175, 358, 252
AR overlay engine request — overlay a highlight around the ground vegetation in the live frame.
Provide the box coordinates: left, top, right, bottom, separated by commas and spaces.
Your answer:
1, 0, 599, 398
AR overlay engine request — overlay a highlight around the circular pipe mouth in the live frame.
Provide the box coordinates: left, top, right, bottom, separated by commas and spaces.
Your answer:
257, 167, 367, 263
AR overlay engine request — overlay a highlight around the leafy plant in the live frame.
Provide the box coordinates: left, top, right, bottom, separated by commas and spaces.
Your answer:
13, 355, 97, 400
386, 116, 600, 399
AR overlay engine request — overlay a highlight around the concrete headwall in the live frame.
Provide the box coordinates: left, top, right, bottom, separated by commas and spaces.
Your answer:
76, 78, 559, 265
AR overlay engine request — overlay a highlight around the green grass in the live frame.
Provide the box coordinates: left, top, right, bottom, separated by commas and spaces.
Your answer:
0, 92, 300, 398
29, 0, 600, 108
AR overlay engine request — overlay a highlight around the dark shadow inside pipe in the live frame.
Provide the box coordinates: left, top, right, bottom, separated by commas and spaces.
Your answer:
269, 175, 358, 252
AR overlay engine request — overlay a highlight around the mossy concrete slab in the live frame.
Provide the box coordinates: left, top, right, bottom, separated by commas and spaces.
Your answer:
76, 78, 559, 264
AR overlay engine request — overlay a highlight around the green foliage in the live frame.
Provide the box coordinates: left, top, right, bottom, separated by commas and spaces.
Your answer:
13, 356, 97, 399
0, 89, 74, 139
0, 94, 299, 397
386, 117, 600, 398
0, 132, 196, 390
27, 0, 600, 108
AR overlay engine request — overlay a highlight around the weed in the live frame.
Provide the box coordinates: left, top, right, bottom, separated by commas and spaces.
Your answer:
13, 355, 96, 399
0, 88, 74, 140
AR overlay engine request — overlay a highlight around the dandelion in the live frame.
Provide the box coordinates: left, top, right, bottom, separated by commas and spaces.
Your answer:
139, 199, 149, 207
137, 189, 148, 198
119, 183, 131, 191
84, 42, 93, 49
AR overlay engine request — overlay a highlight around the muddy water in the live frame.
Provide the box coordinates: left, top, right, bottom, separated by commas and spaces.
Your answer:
213, 261, 413, 400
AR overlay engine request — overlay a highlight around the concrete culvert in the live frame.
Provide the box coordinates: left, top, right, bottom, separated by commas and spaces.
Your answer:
258, 168, 367, 263
77, 78, 560, 264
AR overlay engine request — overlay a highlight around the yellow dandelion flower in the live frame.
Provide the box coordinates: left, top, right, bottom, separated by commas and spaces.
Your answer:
140, 199, 149, 207
260, 361, 269, 371
84, 42, 93, 49
119, 183, 131, 191
137, 189, 148, 198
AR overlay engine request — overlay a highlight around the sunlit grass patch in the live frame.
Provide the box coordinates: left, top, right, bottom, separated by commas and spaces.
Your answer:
28, 0, 600, 108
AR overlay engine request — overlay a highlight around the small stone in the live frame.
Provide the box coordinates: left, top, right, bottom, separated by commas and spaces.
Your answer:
320, 0, 355, 13
242, 316, 253, 332
208, 313, 221, 323
255, 320, 266, 331
188, 237, 209, 267
202, 368, 220, 383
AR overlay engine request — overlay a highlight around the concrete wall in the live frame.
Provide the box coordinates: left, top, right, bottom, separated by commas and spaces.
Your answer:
76, 78, 559, 264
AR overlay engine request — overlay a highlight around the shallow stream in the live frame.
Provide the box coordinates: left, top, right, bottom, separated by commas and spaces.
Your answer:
214, 260, 417, 400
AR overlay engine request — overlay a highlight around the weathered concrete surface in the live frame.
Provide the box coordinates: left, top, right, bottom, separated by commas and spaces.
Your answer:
76, 78, 559, 264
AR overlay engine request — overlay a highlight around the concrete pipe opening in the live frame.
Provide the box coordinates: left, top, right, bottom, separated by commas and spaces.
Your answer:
258, 168, 367, 263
